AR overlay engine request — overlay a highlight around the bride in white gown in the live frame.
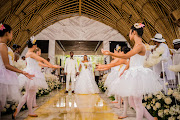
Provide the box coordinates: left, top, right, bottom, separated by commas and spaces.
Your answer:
75, 55, 99, 94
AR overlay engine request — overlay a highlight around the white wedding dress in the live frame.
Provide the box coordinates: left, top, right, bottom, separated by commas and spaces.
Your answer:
75, 62, 99, 94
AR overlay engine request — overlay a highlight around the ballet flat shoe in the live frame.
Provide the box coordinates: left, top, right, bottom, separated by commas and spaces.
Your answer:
154, 117, 158, 120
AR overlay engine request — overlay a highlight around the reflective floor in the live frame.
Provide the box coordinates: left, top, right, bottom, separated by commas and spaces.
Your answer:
25, 90, 119, 120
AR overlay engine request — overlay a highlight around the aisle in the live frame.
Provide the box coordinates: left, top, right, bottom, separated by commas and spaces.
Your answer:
25, 89, 119, 120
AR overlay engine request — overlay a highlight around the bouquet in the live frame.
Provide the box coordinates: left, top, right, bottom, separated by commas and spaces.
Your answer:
144, 46, 165, 68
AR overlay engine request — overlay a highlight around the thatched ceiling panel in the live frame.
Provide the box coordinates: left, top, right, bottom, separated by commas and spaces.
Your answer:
0, 0, 179, 49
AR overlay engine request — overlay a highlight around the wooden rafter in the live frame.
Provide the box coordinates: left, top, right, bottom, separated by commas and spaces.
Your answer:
0, 0, 179, 49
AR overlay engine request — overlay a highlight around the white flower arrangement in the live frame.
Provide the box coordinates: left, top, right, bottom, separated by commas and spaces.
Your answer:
155, 102, 161, 109
144, 46, 165, 68
148, 94, 153, 99
169, 64, 180, 72
13, 59, 26, 70
165, 97, 172, 105
158, 110, 163, 118
142, 85, 180, 119
168, 116, 176, 120
146, 104, 151, 110
164, 109, 169, 115
168, 88, 174, 95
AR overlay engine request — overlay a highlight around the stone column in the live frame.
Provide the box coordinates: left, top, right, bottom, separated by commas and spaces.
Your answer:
48, 39, 55, 64
103, 41, 110, 64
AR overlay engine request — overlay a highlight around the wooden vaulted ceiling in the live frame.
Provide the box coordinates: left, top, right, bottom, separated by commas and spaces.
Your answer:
0, 0, 179, 49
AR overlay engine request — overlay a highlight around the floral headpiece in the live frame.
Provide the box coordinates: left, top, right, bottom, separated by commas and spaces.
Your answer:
134, 23, 145, 29
116, 44, 121, 51
0, 23, 5, 31
30, 36, 36, 44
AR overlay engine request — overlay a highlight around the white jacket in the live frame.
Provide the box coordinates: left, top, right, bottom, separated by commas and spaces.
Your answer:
64, 58, 79, 74
153, 43, 175, 80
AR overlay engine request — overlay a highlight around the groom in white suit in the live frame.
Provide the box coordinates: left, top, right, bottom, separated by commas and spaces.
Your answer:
64, 51, 79, 93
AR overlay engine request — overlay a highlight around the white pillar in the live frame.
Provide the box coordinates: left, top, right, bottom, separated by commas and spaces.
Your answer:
103, 41, 110, 64
48, 40, 55, 64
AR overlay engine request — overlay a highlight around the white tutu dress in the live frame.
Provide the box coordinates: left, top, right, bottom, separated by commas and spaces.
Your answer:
104, 65, 120, 88
75, 62, 99, 94
0, 44, 21, 108
108, 54, 162, 97
18, 57, 48, 89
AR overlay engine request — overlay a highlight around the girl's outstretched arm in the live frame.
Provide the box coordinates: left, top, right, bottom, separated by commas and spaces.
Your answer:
96, 59, 127, 70
30, 52, 61, 69
101, 44, 144, 59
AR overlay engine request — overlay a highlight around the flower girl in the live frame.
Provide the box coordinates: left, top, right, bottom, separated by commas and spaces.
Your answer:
13, 37, 61, 118
101, 23, 162, 120
0, 24, 34, 116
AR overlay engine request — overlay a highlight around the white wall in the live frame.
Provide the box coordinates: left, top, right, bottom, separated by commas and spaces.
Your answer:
34, 16, 127, 64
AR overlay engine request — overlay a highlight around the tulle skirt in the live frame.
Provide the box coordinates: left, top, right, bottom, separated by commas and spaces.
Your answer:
108, 66, 163, 97
104, 70, 119, 89
0, 68, 21, 108
18, 68, 48, 90
75, 69, 99, 94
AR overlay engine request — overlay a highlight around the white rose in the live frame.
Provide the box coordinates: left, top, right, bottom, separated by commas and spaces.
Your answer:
157, 95, 162, 99
155, 102, 161, 109
148, 94, 152, 98
165, 97, 172, 105
173, 92, 179, 97
169, 106, 176, 115
153, 106, 157, 111
158, 110, 163, 118
165, 82, 169, 86
164, 109, 169, 115
5, 104, 10, 108
146, 104, 151, 110
142, 103, 146, 107
11, 105, 16, 110
167, 89, 173, 95
152, 99, 156, 104
168, 117, 176, 120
